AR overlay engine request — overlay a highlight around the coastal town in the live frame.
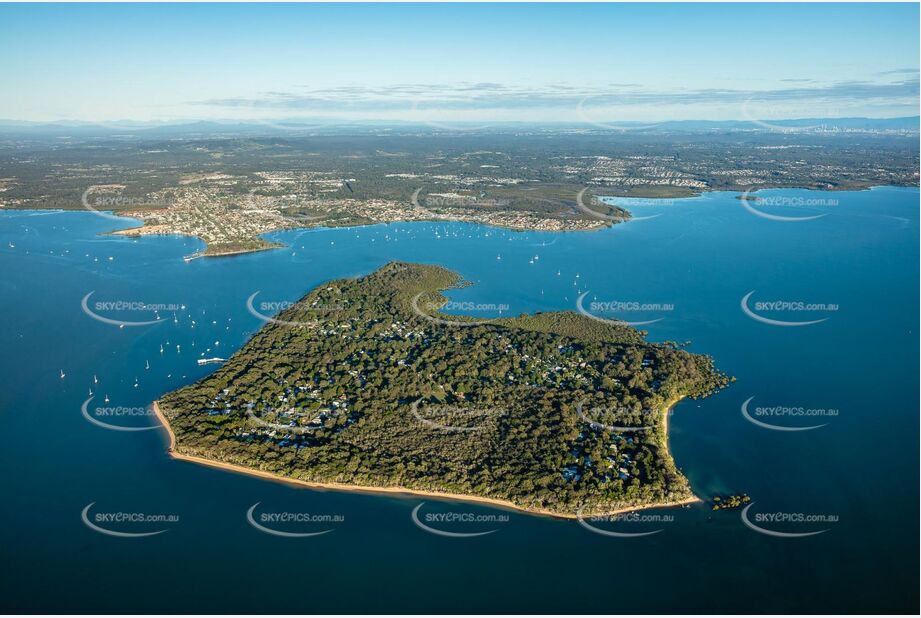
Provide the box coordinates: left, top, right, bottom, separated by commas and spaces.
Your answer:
2, 126, 916, 257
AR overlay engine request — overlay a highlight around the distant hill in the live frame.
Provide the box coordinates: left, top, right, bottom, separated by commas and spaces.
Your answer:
0, 116, 917, 138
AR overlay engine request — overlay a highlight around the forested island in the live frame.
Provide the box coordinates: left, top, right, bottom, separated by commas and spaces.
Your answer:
156, 262, 730, 517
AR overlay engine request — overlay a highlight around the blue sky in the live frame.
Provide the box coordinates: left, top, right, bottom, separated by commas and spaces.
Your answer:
0, 3, 917, 122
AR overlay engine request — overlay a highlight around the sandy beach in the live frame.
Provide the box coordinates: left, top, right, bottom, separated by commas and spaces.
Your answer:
151, 399, 700, 520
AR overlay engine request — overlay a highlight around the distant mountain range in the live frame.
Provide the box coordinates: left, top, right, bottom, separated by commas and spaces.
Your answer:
0, 116, 917, 138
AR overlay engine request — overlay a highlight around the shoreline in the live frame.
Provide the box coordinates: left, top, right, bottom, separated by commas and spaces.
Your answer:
109, 225, 282, 260
151, 399, 700, 521
8, 183, 911, 259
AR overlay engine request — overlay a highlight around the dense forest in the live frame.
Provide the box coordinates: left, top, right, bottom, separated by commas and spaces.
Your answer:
159, 262, 730, 515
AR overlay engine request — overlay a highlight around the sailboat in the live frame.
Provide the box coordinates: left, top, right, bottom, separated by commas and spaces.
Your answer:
59, 369, 65, 379
104, 394, 110, 403
93, 374, 98, 384
88, 387, 93, 397
145, 360, 150, 370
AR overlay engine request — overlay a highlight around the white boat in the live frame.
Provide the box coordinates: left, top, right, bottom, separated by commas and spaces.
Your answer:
197, 357, 226, 366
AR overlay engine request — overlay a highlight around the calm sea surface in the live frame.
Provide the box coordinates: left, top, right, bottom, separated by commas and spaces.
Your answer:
0, 186, 917, 613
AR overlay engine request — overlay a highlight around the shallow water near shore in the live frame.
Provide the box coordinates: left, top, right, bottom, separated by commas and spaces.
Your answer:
0, 186, 917, 613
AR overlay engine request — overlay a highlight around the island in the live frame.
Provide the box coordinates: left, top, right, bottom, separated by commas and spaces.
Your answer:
155, 262, 730, 517
711, 494, 752, 510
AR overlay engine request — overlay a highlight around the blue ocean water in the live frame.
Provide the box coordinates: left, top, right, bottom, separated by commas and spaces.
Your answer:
0, 186, 917, 613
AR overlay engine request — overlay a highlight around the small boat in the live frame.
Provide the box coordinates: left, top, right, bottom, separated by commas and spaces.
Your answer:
197, 357, 226, 366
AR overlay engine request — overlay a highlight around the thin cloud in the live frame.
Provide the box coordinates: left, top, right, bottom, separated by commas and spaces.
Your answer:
196, 79, 919, 113
877, 68, 919, 76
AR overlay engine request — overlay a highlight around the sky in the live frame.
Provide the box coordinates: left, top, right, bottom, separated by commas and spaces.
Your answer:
0, 3, 918, 123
